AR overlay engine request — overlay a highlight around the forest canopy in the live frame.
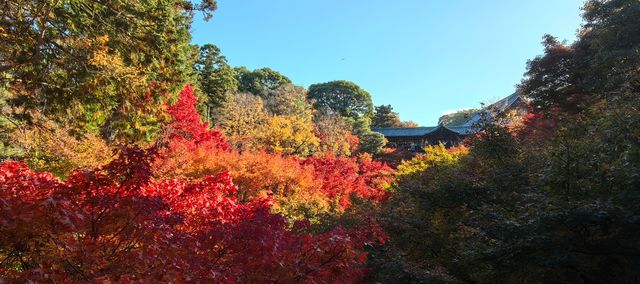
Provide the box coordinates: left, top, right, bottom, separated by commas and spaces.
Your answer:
1, 0, 639, 282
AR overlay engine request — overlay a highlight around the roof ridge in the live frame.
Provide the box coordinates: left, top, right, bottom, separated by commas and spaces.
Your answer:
371, 126, 436, 130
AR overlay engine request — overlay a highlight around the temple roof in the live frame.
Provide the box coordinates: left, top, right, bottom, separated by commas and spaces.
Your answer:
372, 93, 526, 138
461, 93, 528, 127
372, 125, 474, 137
445, 126, 476, 135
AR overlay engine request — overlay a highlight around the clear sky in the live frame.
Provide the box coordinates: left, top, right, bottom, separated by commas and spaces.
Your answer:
191, 0, 584, 126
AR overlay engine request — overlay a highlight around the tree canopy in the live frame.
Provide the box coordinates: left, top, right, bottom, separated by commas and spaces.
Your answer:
195, 44, 238, 119
308, 80, 374, 120
0, 0, 216, 142
371, 104, 418, 128
520, 0, 640, 114
235, 67, 292, 98
371, 105, 401, 128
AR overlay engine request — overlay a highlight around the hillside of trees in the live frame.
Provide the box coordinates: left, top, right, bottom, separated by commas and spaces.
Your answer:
1, 0, 639, 282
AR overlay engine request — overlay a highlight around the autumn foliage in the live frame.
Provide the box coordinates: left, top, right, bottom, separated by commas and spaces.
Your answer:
3, 0, 639, 282
0, 84, 390, 282
0, 146, 386, 282
155, 85, 393, 219
162, 84, 229, 151
301, 154, 393, 210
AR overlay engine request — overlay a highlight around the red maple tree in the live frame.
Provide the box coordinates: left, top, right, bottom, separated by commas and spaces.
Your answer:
0, 147, 385, 282
162, 83, 229, 150
301, 154, 393, 209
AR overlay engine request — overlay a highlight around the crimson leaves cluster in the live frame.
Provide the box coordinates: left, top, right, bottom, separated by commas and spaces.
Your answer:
0, 148, 385, 282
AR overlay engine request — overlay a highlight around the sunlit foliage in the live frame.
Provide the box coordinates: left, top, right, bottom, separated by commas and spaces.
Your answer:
155, 85, 391, 221
256, 115, 320, 156
0, 0, 216, 142
0, 148, 385, 282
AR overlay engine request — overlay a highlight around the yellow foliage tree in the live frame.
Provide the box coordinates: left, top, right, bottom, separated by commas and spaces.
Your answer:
397, 143, 469, 178
213, 92, 268, 149
255, 115, 320, 157
12, 117, 115, 177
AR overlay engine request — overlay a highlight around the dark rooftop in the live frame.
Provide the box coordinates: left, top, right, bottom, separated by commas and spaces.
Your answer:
372, 125, 474, 137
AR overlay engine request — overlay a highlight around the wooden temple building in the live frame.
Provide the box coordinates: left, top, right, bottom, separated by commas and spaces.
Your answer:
372, 125, 474, 151
373, 93, 528, 152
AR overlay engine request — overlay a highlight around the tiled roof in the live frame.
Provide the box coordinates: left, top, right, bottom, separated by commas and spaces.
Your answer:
445, 126, 476, 135
371, 127, 437, 137
372, 125, 474, 137
489, 92, 523, 112
373, 93, 526, 137
461, 93, 527, 127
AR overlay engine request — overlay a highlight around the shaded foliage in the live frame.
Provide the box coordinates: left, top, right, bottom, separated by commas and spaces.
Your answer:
520, 0, 640, 114
374, 1, 640, 281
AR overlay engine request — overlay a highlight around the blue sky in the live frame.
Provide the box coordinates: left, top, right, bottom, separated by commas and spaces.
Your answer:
191, 0, 584, 126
